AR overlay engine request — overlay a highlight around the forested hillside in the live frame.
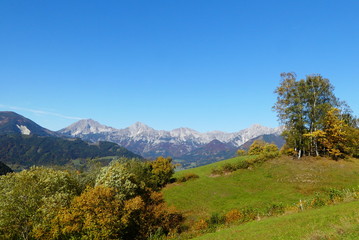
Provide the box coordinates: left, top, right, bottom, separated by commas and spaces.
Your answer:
0, 134, 141, 168
0, 161, 12, 175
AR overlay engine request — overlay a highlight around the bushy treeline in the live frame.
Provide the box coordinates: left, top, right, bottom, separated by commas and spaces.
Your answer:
212, 140, 280, 175
273, 73, 359, 159
0, 134, 141, 167
0, 157, 183, 240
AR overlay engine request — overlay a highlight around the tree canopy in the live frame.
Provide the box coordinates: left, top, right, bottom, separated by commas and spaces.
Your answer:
0, 157, 182, 240
273, 72, 358, 159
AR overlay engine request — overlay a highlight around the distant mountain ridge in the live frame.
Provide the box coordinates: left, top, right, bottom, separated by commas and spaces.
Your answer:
0, 112, 142, 169
59, 119, 284, 165
0, 111, 284, 169
0, 111, 57, 136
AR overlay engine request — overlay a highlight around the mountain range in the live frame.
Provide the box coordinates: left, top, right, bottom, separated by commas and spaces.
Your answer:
0, 111, 284, 169
59, 119, 284, 167
0, 112, 141, 169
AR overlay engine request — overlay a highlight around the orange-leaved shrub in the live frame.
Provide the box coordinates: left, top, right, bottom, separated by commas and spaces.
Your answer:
224, 209, 242, 224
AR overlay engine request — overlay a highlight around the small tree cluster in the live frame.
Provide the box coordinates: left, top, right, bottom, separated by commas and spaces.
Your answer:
273, 72, 358, 159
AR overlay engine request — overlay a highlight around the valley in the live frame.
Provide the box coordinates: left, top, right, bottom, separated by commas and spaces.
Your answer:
0, 111, 358, 239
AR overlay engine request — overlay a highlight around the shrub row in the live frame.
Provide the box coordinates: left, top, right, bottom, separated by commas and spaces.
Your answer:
176, 173, 200, 183
211, 152, 280, 176
294, 187, 359, 212
211, 160, 251, 175
192, 187, 359, 236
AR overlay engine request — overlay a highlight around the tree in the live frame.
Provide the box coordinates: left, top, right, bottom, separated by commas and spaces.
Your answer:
149, 156, 175, 189
0, 167, 81, 240
56, 184, 183, 240
236, 149, 247, 156
273, 73, 307, 158
95, 161, 141, 200
345, 126, 359, 157
319, 108, 348, 159
55, 185, 128, 240
273, 73, 349, 158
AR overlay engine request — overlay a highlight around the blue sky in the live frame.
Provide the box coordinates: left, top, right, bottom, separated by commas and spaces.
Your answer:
1, 0, 358, 132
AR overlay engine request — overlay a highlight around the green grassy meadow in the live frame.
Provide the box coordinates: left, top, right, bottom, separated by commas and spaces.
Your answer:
163, 155, 359, 223
193, 200, 359, 240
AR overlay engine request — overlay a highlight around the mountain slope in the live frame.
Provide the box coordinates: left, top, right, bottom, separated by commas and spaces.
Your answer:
0, 161, 12, 175
0, 112, 142, 169
59, 120, 283, 162
238, 134, 285, 150
0, 111, 56, 136
179, 140, 238, 168
163, 156, 359, 221
0, 134, 142, 168
193, 201, 359, 240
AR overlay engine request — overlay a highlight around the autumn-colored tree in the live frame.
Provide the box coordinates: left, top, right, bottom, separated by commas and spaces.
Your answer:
320, 108, 349, 159
149, 156, 175, 189
236, 149, 247, 156
0, 167, 80, 240
262, 143, 280, 158
54, 186, 182, 240
345, 126, 359, 157
248, 140, 267, 155
144, 191, 183, 236
55, 185, 132, 240
273, 72, 354, 158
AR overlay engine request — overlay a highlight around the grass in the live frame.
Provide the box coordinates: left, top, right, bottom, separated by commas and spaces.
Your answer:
192, 200, 359, 240
163, 155, 359, 223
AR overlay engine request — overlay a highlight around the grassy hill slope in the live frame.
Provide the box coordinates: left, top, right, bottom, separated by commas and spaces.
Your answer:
163, 155, 359, 222
193, 200, 359, 240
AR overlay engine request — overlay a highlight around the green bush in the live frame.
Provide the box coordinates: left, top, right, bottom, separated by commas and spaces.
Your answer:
221, 163, 237, 172
328, 188, 345, 203
235, 160, 250, 169
176, 173, 199, 183
240, 207, 258, 222
211, 168, 222, 175
265, 203, 285, 216
207, 212, 225, 226
310, 193, 327, 208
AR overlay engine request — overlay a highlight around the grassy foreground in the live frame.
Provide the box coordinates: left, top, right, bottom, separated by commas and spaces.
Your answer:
193, 200, 359, 240
163, 155, 359, 222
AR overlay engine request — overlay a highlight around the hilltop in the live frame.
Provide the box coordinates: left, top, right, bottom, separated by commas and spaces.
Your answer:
163, 155, 359, 238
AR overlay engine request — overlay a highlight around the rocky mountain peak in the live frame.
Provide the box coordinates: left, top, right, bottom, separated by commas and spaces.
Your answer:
59, 119, 114, 135
171, 127, 199, 136
127, 122, 153, 134
0, 111, 55, 136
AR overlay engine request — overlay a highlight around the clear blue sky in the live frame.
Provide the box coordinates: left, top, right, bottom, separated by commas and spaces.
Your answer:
1, 0, 358, 132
